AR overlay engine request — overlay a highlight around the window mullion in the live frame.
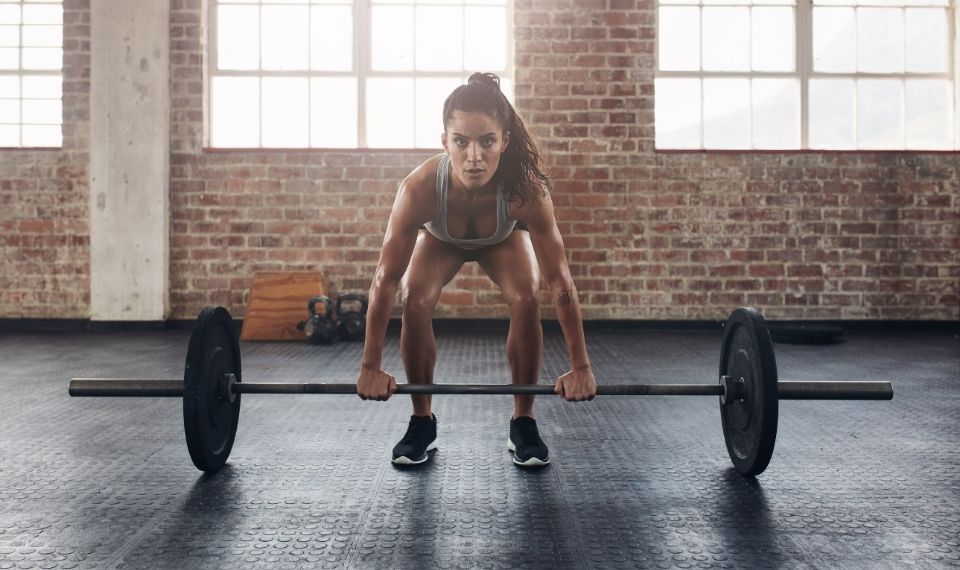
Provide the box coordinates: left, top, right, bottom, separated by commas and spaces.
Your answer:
357, 0, 368, 148
258, 4, 263, 148
699, 5, 704, 149
799, 0, 810, 150
949, 3, 956, 149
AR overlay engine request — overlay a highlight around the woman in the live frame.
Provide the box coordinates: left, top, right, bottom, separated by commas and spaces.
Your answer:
356, 73, 596, 467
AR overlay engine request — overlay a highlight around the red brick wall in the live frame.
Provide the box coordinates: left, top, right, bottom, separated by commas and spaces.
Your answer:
3, 0, 959, 320
0, 0, 89, 318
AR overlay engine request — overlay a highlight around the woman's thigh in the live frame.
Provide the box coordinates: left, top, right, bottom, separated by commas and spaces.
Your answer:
400, 231, 467, 304
476, 231, 541, 303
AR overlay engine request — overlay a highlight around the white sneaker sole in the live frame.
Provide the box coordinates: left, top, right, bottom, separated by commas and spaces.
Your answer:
391, 439, 437, 465
507, 438, 550, 467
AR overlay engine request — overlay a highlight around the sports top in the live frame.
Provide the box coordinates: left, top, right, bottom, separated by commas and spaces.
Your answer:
423, 153, 517, 247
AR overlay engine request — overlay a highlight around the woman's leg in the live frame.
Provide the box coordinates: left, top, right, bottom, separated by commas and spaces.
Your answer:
400, 231, 466, 416
476, 231, 542, 418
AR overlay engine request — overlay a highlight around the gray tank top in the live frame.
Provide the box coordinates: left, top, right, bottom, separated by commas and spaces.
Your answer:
423, 154, 517, 247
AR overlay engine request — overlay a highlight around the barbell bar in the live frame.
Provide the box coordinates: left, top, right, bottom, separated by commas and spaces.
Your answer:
67, 306, 894, 477
69, 378, 893, 399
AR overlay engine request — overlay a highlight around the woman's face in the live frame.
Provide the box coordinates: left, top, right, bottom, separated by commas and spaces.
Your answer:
442, 110, 509, 191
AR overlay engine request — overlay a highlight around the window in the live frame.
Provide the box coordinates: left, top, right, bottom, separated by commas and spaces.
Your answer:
209, 0, 513, 149
655, 0, 957, 150
0, 0, 63, 148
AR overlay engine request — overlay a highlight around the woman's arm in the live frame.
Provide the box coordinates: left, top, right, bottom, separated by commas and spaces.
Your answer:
357, 166, 436, 400
519, 193, 597, 401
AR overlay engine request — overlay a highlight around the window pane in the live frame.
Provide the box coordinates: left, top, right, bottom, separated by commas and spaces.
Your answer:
858, 79, 903, 149
703, 78, 749, 149
654, 78, 700, 149
22, 47, 60, 69
905, 79, 952, 150
752, 79, 799, 149
0, 76, 18, 98
310, 77, 357, 148
809, 78, 855, 149
0, 124, 17, 146
499, 77, 513, 103
904, 9, 947, 73
416, 76, 461, 148
218, 5, 259, 70
702, 8, 749, 71
22, 25, 61, 47
0, 99, 18, 122
0, 5, 20, 25
311, 5, 352, 71
371, 6, 413, 71
857, 8, 903, 73
0, 48, 17, 69
416, 6, 462, 71
262, 77, 308, 147
813, 7, 855, 72
262, 6, 308, 70
211, 76, 259, 147
0, 26, 18, 47
22, 4, 60, 25
752, 7, 793, 71
464, 6, 506, 71
22, 124, 59, 146
366, 77, 414, 147
22, 74, 59, 98
658, 7, 699, 72
22, 98, 58, 123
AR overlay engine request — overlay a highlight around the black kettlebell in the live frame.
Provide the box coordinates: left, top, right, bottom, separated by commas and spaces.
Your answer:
336, 293, 368, 341
299, 295, 338, 344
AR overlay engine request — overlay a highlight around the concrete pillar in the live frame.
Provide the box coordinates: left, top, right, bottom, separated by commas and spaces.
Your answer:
89, 0, 170, 320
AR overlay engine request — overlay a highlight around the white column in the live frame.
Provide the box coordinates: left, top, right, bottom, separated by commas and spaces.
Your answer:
89, 0, 170, 320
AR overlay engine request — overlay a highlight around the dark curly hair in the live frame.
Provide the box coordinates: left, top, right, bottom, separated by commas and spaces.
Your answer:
442, 73, 550, 208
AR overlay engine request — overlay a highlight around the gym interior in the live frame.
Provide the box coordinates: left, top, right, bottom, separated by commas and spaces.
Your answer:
1, 0, 959, 568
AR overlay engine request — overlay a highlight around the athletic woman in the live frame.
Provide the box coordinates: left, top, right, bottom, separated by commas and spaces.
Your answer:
356, 73, 597, 467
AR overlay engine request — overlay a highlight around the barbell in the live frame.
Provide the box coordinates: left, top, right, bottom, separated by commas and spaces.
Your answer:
68, 306, 893, 477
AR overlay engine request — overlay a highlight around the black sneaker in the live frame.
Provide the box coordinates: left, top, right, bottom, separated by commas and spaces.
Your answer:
391, 414, 438, 465
508, 416, 550, 467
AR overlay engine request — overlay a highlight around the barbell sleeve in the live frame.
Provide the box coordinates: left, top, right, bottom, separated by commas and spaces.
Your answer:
69, 378, 893, 400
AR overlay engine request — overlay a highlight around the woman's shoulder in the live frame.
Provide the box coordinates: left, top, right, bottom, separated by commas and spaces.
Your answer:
401, 153, 445, 194
391, 154, 445, 225
506, 183, 552, 223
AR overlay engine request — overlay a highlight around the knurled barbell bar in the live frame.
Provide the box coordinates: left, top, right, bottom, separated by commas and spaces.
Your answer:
68, 306, 893, 477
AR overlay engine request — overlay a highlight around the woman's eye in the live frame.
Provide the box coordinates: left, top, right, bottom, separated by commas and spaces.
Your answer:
482, 139, 495, 147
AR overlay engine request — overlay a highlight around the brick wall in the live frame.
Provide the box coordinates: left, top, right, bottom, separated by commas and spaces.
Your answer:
3, 0, 958, 320
0, 0, 89, 318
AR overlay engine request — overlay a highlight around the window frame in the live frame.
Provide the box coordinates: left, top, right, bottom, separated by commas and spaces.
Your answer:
0, 0, 64, 150
205, 0, 515, 151
654, 0, 960, 151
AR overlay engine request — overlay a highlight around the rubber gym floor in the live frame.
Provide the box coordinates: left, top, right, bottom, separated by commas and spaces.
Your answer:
0, 323, 957, 569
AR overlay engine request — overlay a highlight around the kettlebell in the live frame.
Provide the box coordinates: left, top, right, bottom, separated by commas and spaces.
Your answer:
300, 295, 338, 344
336, 293, 368, 341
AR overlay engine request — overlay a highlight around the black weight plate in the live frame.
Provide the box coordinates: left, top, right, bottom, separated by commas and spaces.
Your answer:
719, 307, 778, 476
183, 307, 241, 473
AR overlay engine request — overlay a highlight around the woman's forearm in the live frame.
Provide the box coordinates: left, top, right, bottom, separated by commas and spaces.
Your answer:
550, 282, 591, 370
361, 273, 399, 370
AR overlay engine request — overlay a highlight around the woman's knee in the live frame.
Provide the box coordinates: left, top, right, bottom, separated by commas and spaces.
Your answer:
505, 286, 541, 315
402, 288, 440, 318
